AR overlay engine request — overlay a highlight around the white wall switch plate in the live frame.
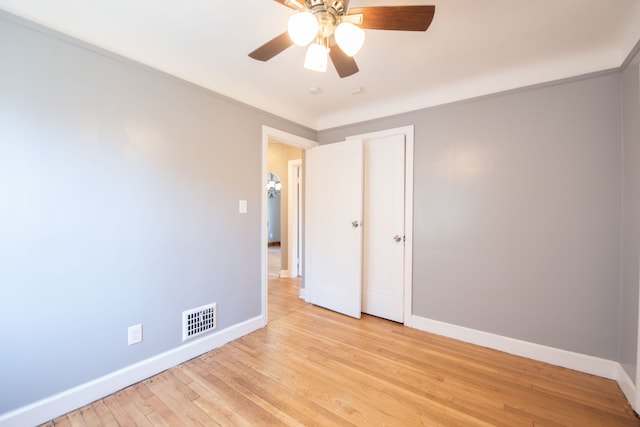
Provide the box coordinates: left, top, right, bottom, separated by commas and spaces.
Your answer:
239, 200, 248, 214
128, 323, 143, 345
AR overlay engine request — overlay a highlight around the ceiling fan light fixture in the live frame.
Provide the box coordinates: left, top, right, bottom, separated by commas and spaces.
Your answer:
304, 42, 329, 72
288, 12, 318, 46
249, 3, 436, 78
335, 22, 365, 57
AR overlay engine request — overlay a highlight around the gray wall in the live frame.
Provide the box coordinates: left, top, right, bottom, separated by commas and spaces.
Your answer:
620, 50, 640, 381
319, 73, 624, 361
0, 13, 314, 414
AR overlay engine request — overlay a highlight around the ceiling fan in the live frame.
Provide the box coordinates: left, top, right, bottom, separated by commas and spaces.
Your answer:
248, 0, 435, 78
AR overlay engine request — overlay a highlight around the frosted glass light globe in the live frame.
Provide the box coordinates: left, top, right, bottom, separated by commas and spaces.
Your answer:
288, 12, 318, 46
304, 42, 328, 72
335, 22, 365, 56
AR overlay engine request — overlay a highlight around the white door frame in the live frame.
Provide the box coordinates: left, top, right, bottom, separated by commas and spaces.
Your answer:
261, 126, 317, 326
346, 125, 414, 327
288, 159, 303, 278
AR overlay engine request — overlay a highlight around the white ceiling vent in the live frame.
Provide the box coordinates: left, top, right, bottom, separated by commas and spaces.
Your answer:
182, 303, 217, 341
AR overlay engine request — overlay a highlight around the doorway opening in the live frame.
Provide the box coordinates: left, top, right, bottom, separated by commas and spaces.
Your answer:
261, 126, 317, 326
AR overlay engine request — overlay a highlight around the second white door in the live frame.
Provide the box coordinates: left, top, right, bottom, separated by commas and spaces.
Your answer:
362, 133, 405, 323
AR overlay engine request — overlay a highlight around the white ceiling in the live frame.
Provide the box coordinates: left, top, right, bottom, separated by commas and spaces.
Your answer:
1, 0, 639, 130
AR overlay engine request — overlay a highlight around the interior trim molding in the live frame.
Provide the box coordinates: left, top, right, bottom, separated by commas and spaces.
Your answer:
616, 363, 637, 409
0, 316, 264, 427
279, 270, 291, 278
411, 315, 636, 409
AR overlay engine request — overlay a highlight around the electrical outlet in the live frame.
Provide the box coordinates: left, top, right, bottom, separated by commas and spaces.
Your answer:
128, 324, 143, 346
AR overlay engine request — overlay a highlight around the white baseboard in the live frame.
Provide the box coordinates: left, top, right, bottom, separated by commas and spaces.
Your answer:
0, 315, 264, 427
411, 315, 637, 410
299, 287, 307, 301
3, 313, 635, 426
615, 363, 637, 408
279, 269, 291, 278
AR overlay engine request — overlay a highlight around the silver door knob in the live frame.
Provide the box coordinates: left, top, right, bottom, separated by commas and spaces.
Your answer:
393, 235, 402, 242
352, 220, 360, 228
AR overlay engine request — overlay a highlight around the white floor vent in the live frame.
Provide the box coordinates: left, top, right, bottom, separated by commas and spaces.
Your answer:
182, 303, 217, 341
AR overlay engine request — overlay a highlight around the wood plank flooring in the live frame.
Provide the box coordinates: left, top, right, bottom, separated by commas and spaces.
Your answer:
42, 275, 639, 426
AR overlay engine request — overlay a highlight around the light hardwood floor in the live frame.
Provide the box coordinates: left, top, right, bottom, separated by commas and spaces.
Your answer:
42, 276, 639, 426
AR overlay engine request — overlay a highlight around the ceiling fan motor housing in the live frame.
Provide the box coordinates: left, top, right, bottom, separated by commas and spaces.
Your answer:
329, 0, 349, 16
306, 0, 351, 38
306, 0, 349, 14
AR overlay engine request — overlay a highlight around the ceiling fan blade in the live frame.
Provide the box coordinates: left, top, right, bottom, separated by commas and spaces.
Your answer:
273, 0, 305, 11
248, 32, 294, 61
348, 5, 435, 31
329, 42, 359, 78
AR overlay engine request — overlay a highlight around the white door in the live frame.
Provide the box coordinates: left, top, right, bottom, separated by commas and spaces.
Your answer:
362, 134, 406, 322
306, 139, 364, 319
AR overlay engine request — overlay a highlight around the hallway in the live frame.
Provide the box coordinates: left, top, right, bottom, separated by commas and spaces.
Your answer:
268, 245, 282, 278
